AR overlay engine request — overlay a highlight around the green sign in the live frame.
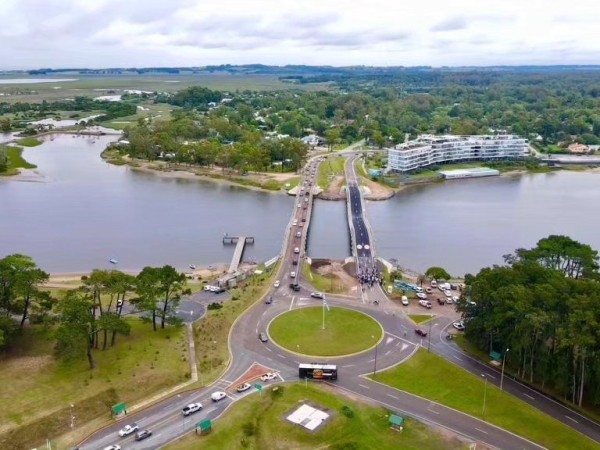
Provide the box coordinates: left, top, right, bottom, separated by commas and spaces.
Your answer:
254, 384, 263, 391
111, 402, 127, 416
198, 420, 212, 432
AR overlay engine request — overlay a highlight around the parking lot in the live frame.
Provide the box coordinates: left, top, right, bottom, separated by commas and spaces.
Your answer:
401, 282, 463, 320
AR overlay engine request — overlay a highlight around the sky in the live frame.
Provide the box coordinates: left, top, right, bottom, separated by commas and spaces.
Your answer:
0, 0, 599, 69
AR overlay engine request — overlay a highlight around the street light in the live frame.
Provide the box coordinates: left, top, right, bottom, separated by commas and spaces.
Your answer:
427, 315, 433, 352
372, 335, 379, 376
481, 374, 488, 419
500, 348, 510, 391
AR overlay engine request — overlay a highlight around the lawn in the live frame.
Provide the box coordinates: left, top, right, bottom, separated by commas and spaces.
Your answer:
372, 350, 599, 450
166, 384, 466, 450
269, 307, 382, 356
17, 137, 43, 147
0, 319, 189, 450
302, 262, 347, 294
0, 145, 36, 175
317, 156, 346, 189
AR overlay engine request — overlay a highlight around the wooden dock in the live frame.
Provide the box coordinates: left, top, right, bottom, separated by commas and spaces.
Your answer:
223, 235, 255, 273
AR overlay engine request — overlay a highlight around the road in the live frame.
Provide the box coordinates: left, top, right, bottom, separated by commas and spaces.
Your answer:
78, 153, 600, 450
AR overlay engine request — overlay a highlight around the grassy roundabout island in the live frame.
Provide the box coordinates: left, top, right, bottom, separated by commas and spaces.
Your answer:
269, 306, 383, 357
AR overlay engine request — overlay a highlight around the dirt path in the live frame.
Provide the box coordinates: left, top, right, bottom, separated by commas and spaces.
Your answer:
360, 176, 395, 200
317, 175, 346, 200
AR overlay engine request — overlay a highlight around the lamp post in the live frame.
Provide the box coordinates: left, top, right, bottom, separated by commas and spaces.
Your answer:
481, 374, 488, 419
372, 335, 379, 376
500, 348, 510, 391
427, 315, 433, 352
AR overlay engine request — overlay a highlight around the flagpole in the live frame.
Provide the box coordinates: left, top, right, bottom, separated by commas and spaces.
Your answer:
322, 299, 325, 330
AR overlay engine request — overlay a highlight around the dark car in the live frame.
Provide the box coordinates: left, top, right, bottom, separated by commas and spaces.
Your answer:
135, 430, 152, 442
415, 329, 427, 337
289, 283, 301, 291
292, 258, 298, 266
265, 296, 273, 304
213, 287, 225, 294
437, 297, 445, 305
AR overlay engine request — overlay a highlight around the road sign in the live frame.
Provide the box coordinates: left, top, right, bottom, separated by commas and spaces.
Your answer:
254, 384, 263, 391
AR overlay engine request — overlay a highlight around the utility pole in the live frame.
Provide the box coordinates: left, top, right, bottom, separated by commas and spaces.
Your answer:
500, 348, 510, 390
427, 315, 433, 352
372, 335, 378, 376
481, 374, 488, 419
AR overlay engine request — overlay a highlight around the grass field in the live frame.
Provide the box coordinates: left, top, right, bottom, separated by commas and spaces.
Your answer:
269, 307, 382, 356
372, 350, 600, 450
16, 137, 42, 147
166, 383, 466, 450
317, 156, 346, 189
0, 319, 189, 449
0, 145, 36, 175
302, 262, 346, 294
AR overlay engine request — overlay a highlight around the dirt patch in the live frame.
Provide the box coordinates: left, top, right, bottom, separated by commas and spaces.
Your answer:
228, 362, 277, 388
1, 355, 53, 372
314, 260, 359, 294
317, 175, 346, 200
360, 176, 395, 200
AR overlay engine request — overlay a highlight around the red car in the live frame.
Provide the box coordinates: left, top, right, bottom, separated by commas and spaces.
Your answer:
415, 329, 427, 337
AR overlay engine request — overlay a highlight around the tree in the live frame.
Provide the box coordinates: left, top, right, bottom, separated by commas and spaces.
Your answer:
425, 266, 451, 281
325, 128, 341, 151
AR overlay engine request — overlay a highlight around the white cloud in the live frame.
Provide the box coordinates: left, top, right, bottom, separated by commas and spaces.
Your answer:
0, 0, 598, 68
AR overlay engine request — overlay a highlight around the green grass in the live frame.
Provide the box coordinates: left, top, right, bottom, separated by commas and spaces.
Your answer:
17, 137, 42, 147
302, 262, 346, 294
0, 319, 189, 448
317, 156, 346, 189
166, 383, 465, 450
269, 307, 382, 356
0, 145, 36, 175
408, 314, 434, 324
372, 350, 599, 450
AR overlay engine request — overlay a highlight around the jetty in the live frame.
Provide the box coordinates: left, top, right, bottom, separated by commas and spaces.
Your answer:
223, 235, 255, 273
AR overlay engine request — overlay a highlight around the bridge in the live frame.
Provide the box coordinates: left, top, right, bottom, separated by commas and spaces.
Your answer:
223, 235, 255, 273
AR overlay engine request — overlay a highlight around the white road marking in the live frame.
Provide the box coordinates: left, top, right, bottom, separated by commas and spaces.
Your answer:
386, 393, 399, 400
427, 409, 440, 415
358, 384, 370, 389
384, 350, 391, 357
523, 393, 535, 400
485, 373, 496, 380
475, 428, 489, 435
277, 354, 286, 359
453, 355, 463, 361
265, 347, 272, 352
565, 415, 579, 424
289, 296, 295, 311
386, 336, 394, 345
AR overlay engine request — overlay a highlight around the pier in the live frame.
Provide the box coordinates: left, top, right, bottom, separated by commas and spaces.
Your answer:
223, 235, 255, 273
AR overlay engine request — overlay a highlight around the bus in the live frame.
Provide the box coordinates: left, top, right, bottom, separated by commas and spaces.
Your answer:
298, 363, 338, 381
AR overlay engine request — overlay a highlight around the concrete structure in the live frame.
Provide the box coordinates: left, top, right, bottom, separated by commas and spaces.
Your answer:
439, 167, 500, 180
568, 143, 590, 154
223, 235, 255, 273
387, 134, 528, 172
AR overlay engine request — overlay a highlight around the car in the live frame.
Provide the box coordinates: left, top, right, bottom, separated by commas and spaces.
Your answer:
265, 296, 273, 304
294, 247, 300, 253
452, 295, 460, 303
290, 283, 301, 291
310, 292, 325, 299
204, 285, 216, 292
261, 372, 277, 381
415, 286, 423, 293
211, 391, 227, 402
290, 271, 296, 278
182, 403, 202, 416
213, 287, 225, 294
425, 287, 432, 294
431, 280, 437, 287
118, 423, 139, 437
401, 296, 409, 306
296, 231, 301, 238
416, 292, 427, 300
297, 204, 301, 208
259, 332, 268, 342
418, 299, 432, 309
293, 220, 298, 226
444, 290, 452, 297
274, 280, 280, 288
415, 329, 427, 337
236, 383, 252, 393
134, 430, 153, 441
452, 321, 465, 331
450, 283, 458, 290
437, 297, 445, 305
445, 297, 454, 304
103, 446, 121, 450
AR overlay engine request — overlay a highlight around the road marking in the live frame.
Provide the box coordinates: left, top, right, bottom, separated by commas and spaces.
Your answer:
358, 384, 370, 389
427, 409, 440, 415
384, 350, 391, 357
386, 336, 394, 345
289, 296, 295, 311
523, 393, 535, 400
453, 355, 463, 361
475, 428, 489, 435
565, 415, 579, 424
485, 373, 496, 380
265, 347, 272, 352
386, 393, 399, 400
277, 354, 286, 359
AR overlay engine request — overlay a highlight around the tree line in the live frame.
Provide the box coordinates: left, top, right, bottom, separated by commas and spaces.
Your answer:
461, 235, 600, 408
0, 255, 190, 369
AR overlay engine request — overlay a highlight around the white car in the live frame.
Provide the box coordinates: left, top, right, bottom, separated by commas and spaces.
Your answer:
118, 423, 139, 437
418, 299, 432, 309
452, 321, 465, 331
290, 271, 296, 278
416, 292, 427, 300
274, 280, 280, 288
310, 292, 324, 299
236, 383, 252, 393
103, 446, 121, 450
401, 296, 409, 306
294, 247, 300, 254
182, 402, 203, 416
452, 295, 460, 303
211, 391, 227, 402
260, 372, 277, 381
444, 290, 452, 297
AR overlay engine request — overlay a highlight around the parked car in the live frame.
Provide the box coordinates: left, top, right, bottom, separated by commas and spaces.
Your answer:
259, 332, 268, 342
310, 292, 325, 299
450, 283, 458, 290
401, 296, 409, 306
236, 383, 251, 393
415, 329, 427, 337
134, 430, 152, 442
418, 299, 432, 309
425, 287, 432, 294
416, 292, 427, 300
182, 403, 202, 416
452, 321, 465, 331
452, 295, 460, 303
118, 423, 138, 437
437, 297, 445, 305
274, 280, 280, 288
444, 290, 452, 297
445, 297, 454, 304
431, 280, 437, 288
211, 391, 227, 402
261, 372, 277, 381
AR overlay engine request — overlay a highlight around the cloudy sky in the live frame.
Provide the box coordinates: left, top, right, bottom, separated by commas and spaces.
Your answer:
0, 0, 598, 69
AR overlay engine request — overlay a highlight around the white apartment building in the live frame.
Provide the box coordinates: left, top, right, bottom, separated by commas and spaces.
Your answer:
387, 135, 529, 172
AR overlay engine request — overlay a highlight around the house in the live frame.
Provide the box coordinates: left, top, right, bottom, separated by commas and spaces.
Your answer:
301, 134, 324, 147
568, 143, 589, 154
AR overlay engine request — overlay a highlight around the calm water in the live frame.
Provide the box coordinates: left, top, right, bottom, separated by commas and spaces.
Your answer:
0, 135, 293, 273
306, 199, 350, 260
367, 172, 600, 276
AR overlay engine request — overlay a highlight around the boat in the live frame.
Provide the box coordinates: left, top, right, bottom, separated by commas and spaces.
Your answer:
109, 258, 118, 264
189, 264, 196, 270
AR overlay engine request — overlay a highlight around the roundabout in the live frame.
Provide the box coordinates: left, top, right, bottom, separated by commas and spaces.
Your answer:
268, 306, 384, 357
